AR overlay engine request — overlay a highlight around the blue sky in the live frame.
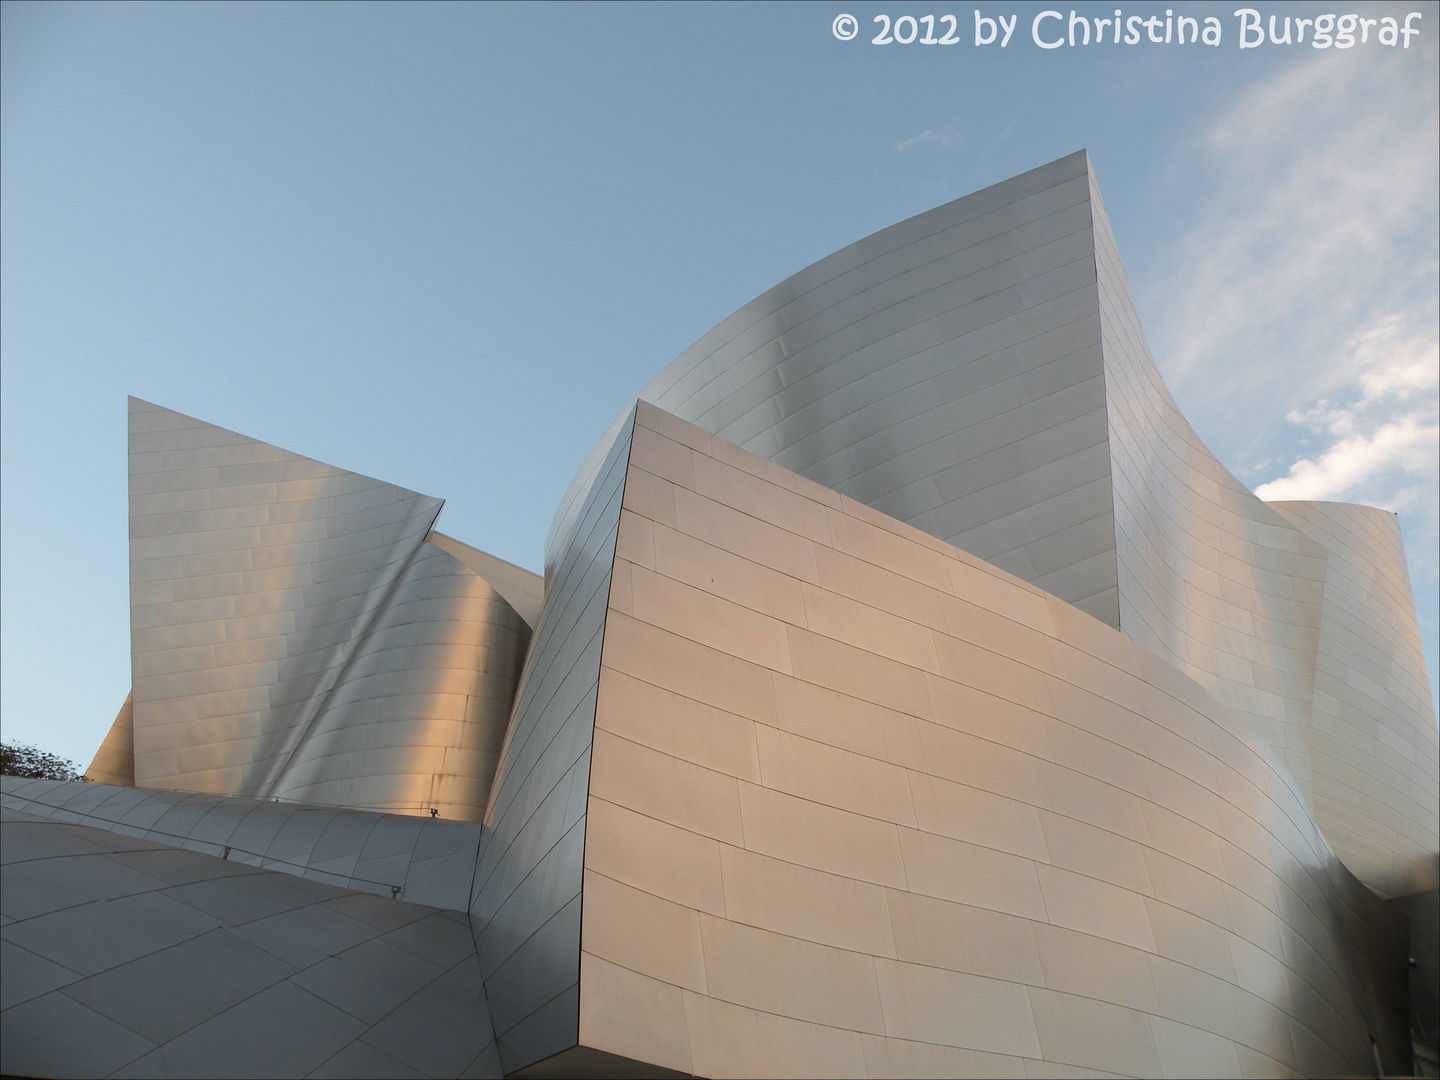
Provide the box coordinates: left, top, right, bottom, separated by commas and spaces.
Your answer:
3, 1, 1436, 765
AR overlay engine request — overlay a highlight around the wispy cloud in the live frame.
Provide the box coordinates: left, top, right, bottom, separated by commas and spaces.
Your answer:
1148, 53, 1438, 410
894, 127, 961, 152
1255, 310, 1439, 504
1143, 48, 1439, 693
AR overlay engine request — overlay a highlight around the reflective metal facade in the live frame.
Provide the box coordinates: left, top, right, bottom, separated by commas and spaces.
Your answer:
2, 777, 482, 911
574, 402, 1411, 1077
0, 805, 500, 1079
86, 693, 135, 788
106, 398, 537, 821
1267, 501, 1440, 898
5, 152, 1436, 1078
556, 151, 1438, 900
469, 409, 635, 1071
552, 152, 1116, 622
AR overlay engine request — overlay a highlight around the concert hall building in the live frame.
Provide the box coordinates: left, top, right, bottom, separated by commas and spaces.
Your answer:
4, 151, 1436, 1079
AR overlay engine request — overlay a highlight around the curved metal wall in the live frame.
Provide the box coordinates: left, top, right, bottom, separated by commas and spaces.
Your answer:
576, 402, 1411, 1077
1268, 500, 1440, 897
44, 152, 1436, 1078
1088, 177, 1329, 835
427, 530, 546, 629
467, 408, 636, 1072
127, 396, 442, 796
268, 541, 531, 820
552, 152, 1438, 898
123, 398, 532, 821
551, 152, 1119, 627
1088, 177, 1438, 898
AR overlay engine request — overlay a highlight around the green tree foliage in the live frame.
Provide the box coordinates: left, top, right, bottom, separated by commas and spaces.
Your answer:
0, 741, 87, 781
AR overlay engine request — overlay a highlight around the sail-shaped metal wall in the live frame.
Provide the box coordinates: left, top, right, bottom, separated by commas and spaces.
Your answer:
103, 398, 537, 821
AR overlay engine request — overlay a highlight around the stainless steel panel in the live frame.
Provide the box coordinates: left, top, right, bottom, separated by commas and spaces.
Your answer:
38, 151, 1437, 1076
555, 151, 1435, 903
86, 693, 136, 786
1, 984, 159, 1079
467, 408, 637, 1074
550, 152, 1116, 629
1, 778, 480, 911
122, 399, 533, 822
1268, 501, 1440, 898
574, 401, 1415, 1077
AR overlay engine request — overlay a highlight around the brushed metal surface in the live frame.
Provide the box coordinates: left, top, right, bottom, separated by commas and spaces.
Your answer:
555, 151, 1437, 898
1268, 501, 1440, 898
1089, 174, 1438, 897
574, 401, 1413, 1077
121, 399, 533, 821
0, 806, 501, 1079
468, 408, 637, 1073
552, 152, 1118, 625
86, 693, 135, 787
45, 151, 1437, 1078
1, 776, 482, 911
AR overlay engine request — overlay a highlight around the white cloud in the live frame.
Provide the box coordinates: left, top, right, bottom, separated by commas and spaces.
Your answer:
1352, 314, 1440, 403
894, 127, 961, 152
1254, 416, 1437, 503
1148, 53, 1439, 410
1253, 308, 1438, 590
1255, 309, 1437, 497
